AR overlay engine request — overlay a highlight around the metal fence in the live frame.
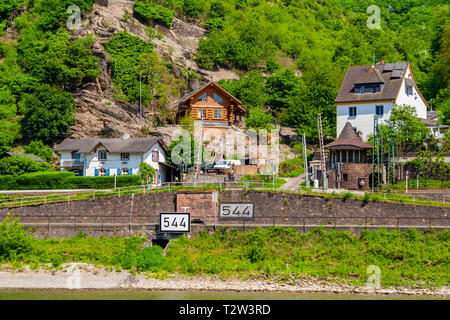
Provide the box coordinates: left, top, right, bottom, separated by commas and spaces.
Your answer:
1, 214, 448, 232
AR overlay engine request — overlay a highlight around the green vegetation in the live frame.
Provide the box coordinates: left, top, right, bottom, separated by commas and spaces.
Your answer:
149, 0, 449, 139
134, 1, 175, 27
0, 0, 99, 151
0, 171, 140, 190
139, 162, 156, 183
0, 155, 52, 176
278, 157, 304, 178
104, 31, 184, 123
1, 217, 448, 288
23, 141, 53, 163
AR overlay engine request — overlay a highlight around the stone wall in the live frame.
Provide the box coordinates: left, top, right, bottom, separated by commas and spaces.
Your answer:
0, 190, 448, 238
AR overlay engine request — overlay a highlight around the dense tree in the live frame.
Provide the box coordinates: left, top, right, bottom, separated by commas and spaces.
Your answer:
18, 84, 76, 144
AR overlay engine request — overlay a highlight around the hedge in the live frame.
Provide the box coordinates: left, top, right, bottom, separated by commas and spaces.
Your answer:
0, 172, 141, 190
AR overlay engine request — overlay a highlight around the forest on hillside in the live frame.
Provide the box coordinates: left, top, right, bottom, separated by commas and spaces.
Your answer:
0, 0, 448, 154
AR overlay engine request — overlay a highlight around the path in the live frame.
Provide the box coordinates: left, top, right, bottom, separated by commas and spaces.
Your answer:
279, 174, 305, 191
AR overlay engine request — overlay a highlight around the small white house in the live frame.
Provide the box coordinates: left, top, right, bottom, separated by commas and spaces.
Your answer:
54, 137, 175, 184
335, 62, 429, 141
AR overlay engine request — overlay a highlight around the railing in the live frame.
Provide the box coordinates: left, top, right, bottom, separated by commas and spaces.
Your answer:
1, 181, 449, 208
60, 159, 85, 167
1, 214, 447, 232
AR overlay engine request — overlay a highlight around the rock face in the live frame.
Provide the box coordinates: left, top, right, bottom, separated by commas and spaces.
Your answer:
65, 1, 240, 139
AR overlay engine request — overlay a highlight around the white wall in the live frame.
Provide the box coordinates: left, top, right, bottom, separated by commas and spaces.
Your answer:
58, 143, 169, 184
337, 101, 395, 141
336, 66, 429, 141
395, 67, 428, 119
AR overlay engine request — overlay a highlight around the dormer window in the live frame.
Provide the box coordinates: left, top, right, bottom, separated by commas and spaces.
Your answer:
360, 86, 365, 94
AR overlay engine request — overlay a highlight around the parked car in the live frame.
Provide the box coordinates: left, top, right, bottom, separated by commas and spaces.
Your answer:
213, 160, 241, 171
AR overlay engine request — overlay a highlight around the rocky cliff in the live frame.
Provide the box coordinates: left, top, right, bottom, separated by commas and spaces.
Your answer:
68, 0, 239, 139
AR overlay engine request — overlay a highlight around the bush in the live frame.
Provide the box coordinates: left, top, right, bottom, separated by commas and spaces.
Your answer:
136, 245, 166, 271
0, 175, 15, 189
68, 175, 141, 189
0, 215, 34, 261
14, 171, 74, 189
0, 172, 141, 190
23, 140, 53, 162
0, 155, 52, 176
134, 1, 174, 27
278, 157, 304, 177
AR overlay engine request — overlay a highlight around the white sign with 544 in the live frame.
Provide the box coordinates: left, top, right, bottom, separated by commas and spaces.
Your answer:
160, 213, 190, 233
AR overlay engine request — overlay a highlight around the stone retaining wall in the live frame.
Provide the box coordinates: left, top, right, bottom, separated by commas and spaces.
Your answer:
0, 190, 448, 238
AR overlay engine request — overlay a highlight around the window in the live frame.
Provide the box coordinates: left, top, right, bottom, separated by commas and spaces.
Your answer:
214, 109, 222, 119
99, 168, 107, 176
198, 92, 207, 101
343, 174, 348, 182
360, 86, 365, 94
72, 152, 80, 159
121, 168, 129, 175
121, 153, 130, 161
214, 93, 223, 103
98, 150, 107, 161
376, 105, 384, 116
198, 109, 206, 119
406, 86, 413, 95
349, 106, 357, 117
152, 149, 159, 162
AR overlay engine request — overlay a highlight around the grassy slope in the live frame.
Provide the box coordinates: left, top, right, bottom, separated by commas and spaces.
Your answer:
2, 219, 449, 288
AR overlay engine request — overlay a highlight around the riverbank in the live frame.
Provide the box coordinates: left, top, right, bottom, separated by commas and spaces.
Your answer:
0, 263, 448, 298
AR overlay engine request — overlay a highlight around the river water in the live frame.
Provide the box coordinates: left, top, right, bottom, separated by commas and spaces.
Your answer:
0, 290, 445, 300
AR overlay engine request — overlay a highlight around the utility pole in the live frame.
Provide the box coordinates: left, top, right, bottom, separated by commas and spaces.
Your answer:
194, 114, 204, 182
139, 73, 142, 118
303, 133, 309, 188
318, 114, 328, 189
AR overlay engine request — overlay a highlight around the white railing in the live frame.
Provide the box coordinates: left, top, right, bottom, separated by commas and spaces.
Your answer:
61, 159, 85, 167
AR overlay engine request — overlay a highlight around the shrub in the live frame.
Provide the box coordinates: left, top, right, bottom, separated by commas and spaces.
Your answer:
68, 175, 141, 189
0, 175, 15, 189
0, 155, 52, 176
278, 157, 304, 177
0, 215, 34, 261
136, 245, 166, 271
14, 171, 74, 189
0, 172, 141, 190
134, 1, 174, 27
23, 140, 53, 162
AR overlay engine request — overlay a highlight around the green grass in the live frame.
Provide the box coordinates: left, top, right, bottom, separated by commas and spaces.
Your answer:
393, 179, 450, 190
1, 216, 448, 288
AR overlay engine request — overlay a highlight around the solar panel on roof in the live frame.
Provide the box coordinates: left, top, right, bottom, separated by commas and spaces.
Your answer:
394, 62, 407, 70
390, 69, 404, 78
383, 63, 394, 72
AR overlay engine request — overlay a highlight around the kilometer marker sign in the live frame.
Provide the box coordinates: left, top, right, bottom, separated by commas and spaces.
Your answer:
159, 213, 190, 233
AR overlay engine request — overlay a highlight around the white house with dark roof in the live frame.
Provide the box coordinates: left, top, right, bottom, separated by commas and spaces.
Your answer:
54, 137, 175, 184
335, 62, 429, 141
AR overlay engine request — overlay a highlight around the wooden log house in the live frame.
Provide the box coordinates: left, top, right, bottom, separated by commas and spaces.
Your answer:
177, 82, 246, 127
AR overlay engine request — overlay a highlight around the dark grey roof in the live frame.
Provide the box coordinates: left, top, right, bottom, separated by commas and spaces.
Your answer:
1, 152, 46, 163
335, 62, 409, 103
394, 62, 407, 70
390, 69, 404, 79
54, 137, 167, 153
325, 123, 372, 150
382, 63, 395, 72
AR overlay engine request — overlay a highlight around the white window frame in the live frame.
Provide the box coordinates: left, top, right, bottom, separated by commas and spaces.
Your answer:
120, 153, 130, 161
